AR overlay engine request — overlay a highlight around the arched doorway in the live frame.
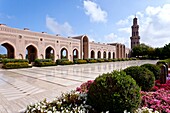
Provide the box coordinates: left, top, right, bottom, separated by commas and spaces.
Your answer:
26, 45, 37, 63
97, 51, 101, 58
73, 49, 78, 59
108, 52, 111, 59
113, 52, 115, 59
1, 43, 15, 58
91, 50, 95, 58
45, 46, 54, 60
103, 51, 106, 58
83, 36, 89, 59
61, 48, 68, 59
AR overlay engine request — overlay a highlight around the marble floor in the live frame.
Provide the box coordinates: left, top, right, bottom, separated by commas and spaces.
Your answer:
0, 60, 158, 113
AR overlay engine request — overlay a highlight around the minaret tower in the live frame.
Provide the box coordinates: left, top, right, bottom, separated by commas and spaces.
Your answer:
130, 16, 140, 49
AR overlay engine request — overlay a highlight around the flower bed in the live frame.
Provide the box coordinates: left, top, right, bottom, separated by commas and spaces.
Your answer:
25, 66, 170, 113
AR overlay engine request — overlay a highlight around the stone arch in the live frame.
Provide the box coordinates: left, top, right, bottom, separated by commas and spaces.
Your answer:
82, 36, 89, 59
40, 54, 44, 59
91, 50, 95, 59
45, 46, 55, 60
113, 52, 115, 59
103, 51, 106, 58
97, 51, 101, 58
0, 41, 16, 58
19, 54, 23, 59
60, 47, 68, 59
108, 52, 111, 59
73, 48, 79, 59
25, 44, 38, 63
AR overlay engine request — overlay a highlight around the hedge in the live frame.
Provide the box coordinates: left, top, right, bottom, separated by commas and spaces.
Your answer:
2, 59, 28, 65
2, 62, 31, 69
34, 59, 56, 67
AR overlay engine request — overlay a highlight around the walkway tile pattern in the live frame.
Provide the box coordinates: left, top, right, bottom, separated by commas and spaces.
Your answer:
0, 60, 158, 113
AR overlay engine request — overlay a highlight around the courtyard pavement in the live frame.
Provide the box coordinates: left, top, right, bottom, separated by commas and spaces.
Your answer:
0, 60, 158, 113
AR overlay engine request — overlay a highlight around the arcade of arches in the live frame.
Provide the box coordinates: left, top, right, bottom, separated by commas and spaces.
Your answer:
0, 24, 130, 63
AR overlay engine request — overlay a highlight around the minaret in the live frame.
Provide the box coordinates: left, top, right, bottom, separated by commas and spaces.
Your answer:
130, 16, 140, 49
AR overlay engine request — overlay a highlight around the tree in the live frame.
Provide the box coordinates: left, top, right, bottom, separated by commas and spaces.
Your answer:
162, 43, 170, 59
132, 43, 151, 58
154, 47, 163, 59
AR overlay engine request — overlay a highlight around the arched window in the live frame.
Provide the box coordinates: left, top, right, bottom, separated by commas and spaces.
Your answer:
61, 48, 68, 59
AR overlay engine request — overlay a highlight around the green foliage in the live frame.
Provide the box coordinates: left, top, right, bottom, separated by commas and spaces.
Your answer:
132, 43, 155, 59
97, 58, 105, 62
162, 43, 170, 59
59, 60, 73, 65
84, 58, 97, 63
104, 59, 112, 62
76, 59, 87, 64
88, 59, 97, 63
35, 59, 53, 63
0, 54, 7, 59
124, 66, 155, 91
34, 59, 56, 67
141, 64, 160, 80
2, 59, 28, 65
111, 59, 116, 62
2, 62, 31, 69
56, 59, 69, 65
25, 91, 91, 113
87, 71, 141, 113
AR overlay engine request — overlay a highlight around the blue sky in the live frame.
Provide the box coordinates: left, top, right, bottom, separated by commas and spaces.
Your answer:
1, 0, 170, 54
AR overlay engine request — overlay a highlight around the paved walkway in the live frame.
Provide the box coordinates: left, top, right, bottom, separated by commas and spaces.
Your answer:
0, 60, 158, 113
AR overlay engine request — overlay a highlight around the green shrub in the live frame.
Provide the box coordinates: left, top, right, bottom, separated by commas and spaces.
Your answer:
76, 59, 87, 64
87, 71, 141, 113
123, 66, 155, 91
2, 59, 28, 65
88, 59, 97, 63
56, 59, 69, 65
97, 58, 105, 62
34, 59, 56, 67
59, 60, 73, 65
73, 58, 79, 64
129, 58, 133, 60
117, 58, 121, 61
132, 58, 137, 60
2, 62, 31, 69
112, 59, 118, 62
121, 58, 126, 61
104, 59, 112, 62
156, 60, 167, 65
157, 59, 170, 67
141, 64, 160, 80
83, 58, 97, 63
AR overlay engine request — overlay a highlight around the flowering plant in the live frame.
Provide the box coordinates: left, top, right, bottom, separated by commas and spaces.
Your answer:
76, 80, 94, 93
151, 80, 170, 91
25, 91, 92, 113
141, 89, 170, 113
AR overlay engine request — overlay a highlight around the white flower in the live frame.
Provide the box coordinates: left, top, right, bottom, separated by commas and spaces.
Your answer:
47, 111, 52, 113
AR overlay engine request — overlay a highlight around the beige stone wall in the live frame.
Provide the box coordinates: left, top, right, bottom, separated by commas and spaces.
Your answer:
89, 42, 116, 59
0, 24, 130, 62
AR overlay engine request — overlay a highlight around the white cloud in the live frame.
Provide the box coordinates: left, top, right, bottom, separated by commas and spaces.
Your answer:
116, 4, 170, 48
46, 15, 73, 36
104, 33, 117, 42
104, 33, 130, 47
0, 13, 14, 19
116, 15, 134, 26
83, 0, 107, 23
